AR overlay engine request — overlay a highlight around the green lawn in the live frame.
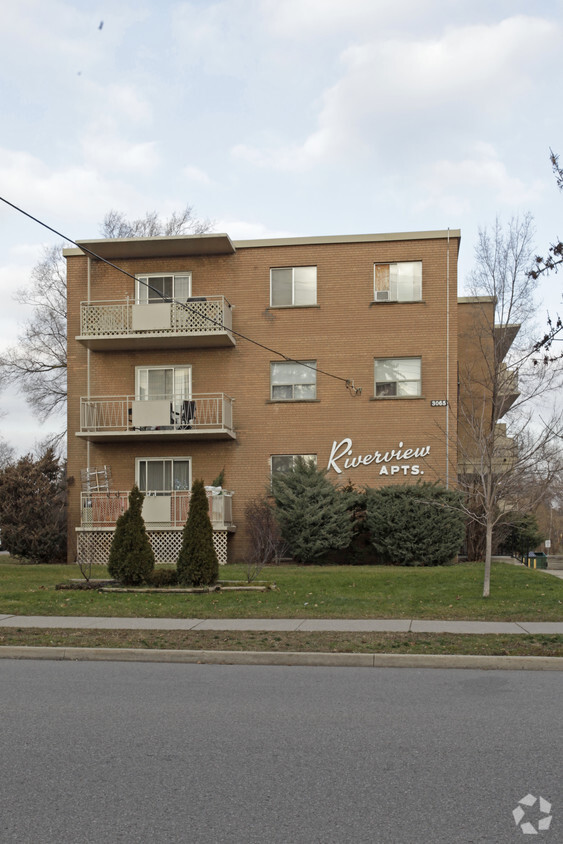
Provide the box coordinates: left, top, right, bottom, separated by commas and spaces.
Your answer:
1, 559, 562, 621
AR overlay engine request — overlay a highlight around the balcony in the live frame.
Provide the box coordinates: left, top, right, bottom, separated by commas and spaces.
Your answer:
495, 363, 519, 418
77, 393, 235, 441
76, 296, 235, 350
79, 489, 234, 530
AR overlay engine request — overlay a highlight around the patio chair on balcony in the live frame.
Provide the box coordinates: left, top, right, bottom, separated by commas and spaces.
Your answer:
171, 400, 197, 429
182, 400, 196, 429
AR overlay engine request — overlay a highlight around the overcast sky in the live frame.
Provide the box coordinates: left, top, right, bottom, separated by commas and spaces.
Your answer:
0, 0, 562, 455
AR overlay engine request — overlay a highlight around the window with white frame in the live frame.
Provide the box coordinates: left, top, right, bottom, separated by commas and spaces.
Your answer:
270, 360, 317, 400
136, 272, 191, 304
271, 454, 317, 475
136, 366, 191, 402
270, 267, 317, 307
374, 357, 421, 397
136, 458, 192, 492
373, 262, 421, 302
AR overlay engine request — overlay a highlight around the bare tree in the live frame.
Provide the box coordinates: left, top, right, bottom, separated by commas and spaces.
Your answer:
457, 216, 563, 596
244, 497, 288, 582
529, 150, 563, 358
530, 150, 563, 282
0, 437, 14, 469
0, 207, 213, 438
0, 245, 67, 421
101, 205, 213, 238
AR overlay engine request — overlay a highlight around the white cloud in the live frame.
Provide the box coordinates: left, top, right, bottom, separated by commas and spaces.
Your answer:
214, 218, 296, 240
262, 0, 422, 39
183, 165, 214, 186
81, 131, 158, 174
171, 0, 261, 76
418, 144, 545, 214
232, 15, 560, 172
0, 146, 148, 227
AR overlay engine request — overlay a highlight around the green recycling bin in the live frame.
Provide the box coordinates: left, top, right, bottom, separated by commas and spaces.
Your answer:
527, 552, 548, 569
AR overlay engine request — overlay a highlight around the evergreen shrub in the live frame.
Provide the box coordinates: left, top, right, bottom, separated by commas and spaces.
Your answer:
147, 567, 179, 587
0, 448, 67, 563
502, 512, 544, 560
271, 458, 353, 563
365, 482, 465, 566
107, 485, 155, 584
177, 479, 219, 586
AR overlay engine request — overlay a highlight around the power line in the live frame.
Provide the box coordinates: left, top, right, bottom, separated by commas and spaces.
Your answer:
0, 194, 362, 395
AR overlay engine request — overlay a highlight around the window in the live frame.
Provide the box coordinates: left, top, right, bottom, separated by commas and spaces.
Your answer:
135, 366, 192, 426
271, 267, 317, 307
136, 272, 191, 304
271, 360, 317, 400
374, 262, 421, 302
271, 455, 317, 474
137, 458, 191, 492
136, 366, 191, 402
374, 358, 421, 397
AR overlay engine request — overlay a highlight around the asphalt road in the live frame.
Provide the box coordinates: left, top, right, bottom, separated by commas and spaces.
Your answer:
0, 661, 560, 843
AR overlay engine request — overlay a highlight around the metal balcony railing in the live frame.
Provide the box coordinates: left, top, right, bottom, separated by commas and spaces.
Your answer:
79, 393, 234, 435
80, 489, 234, 529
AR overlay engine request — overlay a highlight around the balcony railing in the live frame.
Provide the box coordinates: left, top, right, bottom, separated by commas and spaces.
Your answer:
78, 393, 235, 440
80, 489, 234, 529
77, 296, 235, 349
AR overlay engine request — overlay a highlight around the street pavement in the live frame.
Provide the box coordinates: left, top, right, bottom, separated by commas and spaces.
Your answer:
3, 660, 561, 843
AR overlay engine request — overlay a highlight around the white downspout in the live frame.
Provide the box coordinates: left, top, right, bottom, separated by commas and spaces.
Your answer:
86, 256, 91, 472
445, 229, 450, 489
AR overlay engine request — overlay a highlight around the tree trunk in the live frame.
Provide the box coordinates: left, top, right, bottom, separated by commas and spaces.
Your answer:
483, 520, 493, 597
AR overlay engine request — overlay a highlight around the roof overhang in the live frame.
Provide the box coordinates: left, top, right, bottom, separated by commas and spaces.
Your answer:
63, 233, 236, 260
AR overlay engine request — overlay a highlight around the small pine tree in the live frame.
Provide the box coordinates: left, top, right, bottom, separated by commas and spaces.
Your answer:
108, 485, 155, 584
271, 458, 353, 563
365, 482, 465, 566
177, 479, 219, 586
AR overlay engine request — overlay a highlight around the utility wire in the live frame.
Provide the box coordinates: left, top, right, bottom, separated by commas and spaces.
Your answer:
0, 195, 362, 395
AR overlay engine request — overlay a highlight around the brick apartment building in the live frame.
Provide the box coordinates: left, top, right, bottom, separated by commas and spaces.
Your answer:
65, 228, 515, 565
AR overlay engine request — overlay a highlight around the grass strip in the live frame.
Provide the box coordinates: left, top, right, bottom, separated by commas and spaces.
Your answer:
1, 628, 562, 657
1, 560, 562, 620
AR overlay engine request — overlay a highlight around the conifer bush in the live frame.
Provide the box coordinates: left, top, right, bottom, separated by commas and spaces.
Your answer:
107, 485, 155, 584
0, 448, 66, 563
271, 458, 353, 563
365, 482, 465, 565
177, 479, 219, 586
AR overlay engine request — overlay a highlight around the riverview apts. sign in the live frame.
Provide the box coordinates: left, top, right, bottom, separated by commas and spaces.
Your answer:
327, 438, 431, 475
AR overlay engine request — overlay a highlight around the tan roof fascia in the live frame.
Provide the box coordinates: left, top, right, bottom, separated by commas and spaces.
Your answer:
457, 296, 496, 304
233, 229, 461, 249
63, 229, 461, 259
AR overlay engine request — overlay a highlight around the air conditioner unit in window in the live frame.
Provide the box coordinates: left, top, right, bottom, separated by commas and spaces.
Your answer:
375, 290, 390, 301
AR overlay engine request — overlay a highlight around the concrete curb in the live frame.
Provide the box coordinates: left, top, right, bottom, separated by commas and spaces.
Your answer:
1, 645, 562, 670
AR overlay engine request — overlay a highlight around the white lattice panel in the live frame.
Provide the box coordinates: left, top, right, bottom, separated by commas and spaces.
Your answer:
149, 530, 182, 564
212, 530, 228, 564
173, 301, 223, 334
77, 529, 229, 566
82, 303, 129, 336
